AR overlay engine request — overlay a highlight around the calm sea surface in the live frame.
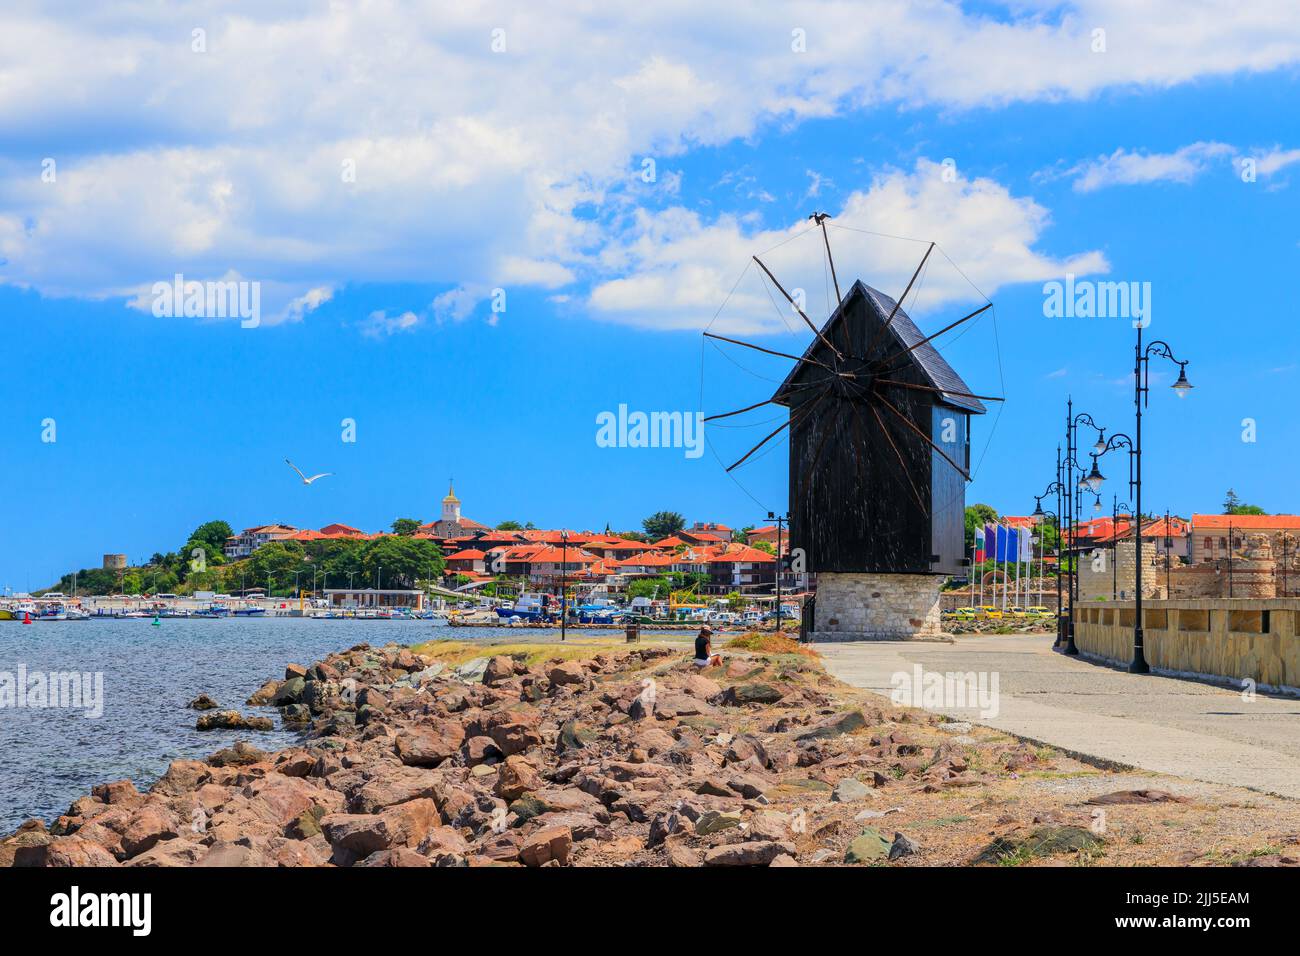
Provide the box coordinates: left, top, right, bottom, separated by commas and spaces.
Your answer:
0, 617, 590, 833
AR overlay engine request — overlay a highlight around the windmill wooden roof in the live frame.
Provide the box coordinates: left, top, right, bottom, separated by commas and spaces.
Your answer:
773, 279, 986, 415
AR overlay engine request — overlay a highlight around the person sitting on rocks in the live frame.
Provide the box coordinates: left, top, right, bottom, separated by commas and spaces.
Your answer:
693, 627, 722, 667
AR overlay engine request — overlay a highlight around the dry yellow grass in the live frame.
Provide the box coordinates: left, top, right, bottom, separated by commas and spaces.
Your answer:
724, 631, 820, 658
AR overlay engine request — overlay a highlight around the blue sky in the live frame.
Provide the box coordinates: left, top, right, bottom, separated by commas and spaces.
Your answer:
1, 2, 1298, 589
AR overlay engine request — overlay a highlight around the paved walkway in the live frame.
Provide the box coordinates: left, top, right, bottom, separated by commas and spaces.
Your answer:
819, 634, 1300, 799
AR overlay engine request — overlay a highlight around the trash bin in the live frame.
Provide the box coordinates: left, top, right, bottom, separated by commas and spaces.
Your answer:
625, 623, 640, 643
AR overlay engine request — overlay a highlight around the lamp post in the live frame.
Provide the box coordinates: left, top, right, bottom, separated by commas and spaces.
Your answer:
560, 530, 568, 642
1112, 497, 1134, 601
1062, 399, 1108, 654
1087, 334, 1192, 672
767, 511, 788, 632
1032, 498, 1063, 629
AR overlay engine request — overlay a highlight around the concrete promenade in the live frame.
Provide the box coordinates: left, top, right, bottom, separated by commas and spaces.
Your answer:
819, 634, 1300, 799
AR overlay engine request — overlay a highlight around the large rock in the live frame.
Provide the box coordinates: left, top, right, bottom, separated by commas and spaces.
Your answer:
483, 656, 520, 687
349, 766, 440, 813
196, 710, 274, 732
271, 677, 306, 706
518, 826, 573, 867
796, 710, 867, 742
321, 798, 440, 859
395, 720, 465, 767
494, 756, 543, 801
719, 683, 785, 706
120, 806, 179, 858
16, 836, 119, 867
547, 661, 587, 686
845, 828, 892, 864
703, 841, 796, 866
187, 694, 219, 710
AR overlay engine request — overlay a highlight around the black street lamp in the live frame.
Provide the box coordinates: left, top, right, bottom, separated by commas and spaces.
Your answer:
767, 511, 788, 632
1112, 497, 1134, 601
1062, 400, 1108, 655
560, 530, 568, 642
1031, 497, 1064, 631
1123, 328, 1193, 672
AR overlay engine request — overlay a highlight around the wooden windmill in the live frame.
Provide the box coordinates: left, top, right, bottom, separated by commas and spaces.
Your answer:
704, 215, 1001, 579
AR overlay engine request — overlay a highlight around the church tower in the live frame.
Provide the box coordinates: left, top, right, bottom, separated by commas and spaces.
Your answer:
441, 480, 461, 525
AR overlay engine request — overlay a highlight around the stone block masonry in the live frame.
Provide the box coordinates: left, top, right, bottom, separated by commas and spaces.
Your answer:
811, 572, 945, 641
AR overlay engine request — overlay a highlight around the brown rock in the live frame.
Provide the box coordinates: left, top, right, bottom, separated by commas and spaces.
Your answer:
703, 840, 796, 866
395, 719, 465, 767
483, 656, 520, 686
321, 798, 439, 859
519, 825, 573, 867
92, 779, 142, 807
120, 806, 179, 859
494, 755, 543, 801
548, 661, 587, 686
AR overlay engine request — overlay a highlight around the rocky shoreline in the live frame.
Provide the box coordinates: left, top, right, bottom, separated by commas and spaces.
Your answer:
4, 636, 1297, 868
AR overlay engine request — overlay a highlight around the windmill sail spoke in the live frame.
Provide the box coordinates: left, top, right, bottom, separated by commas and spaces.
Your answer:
725, 388, 829, 472
867, 401, 929, 517
752, 255, 845, 363
875, 378, 1004, 403
875, 392, 972, 480
872, 302, 993, 374
863, 241, 934, 359
703, 331, 839, 375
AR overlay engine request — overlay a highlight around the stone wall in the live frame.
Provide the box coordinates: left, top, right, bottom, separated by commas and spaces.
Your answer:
1077, 540, 1161, 601
811, 572, 943, 641
1074, 598, 1300, 694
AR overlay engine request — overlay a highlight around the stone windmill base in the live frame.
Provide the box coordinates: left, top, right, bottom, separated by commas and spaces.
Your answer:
808, 572, 947, 642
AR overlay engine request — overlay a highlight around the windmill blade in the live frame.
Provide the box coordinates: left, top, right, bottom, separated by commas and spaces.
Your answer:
874, 391, 972, 480
875, 378, 1004, 403
725, 387, 829, 473
752, 255, 845, 363
863, 241, 935, 359
872, 302, 993, 375
866, 400, 929, 517
812, 213, 842, 306
703, 331, 840, 375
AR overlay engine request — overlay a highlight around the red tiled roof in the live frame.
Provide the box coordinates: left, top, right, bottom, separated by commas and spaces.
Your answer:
1193, 514, 1300, 530
445, 549, 487, 561
319, 523, 362, 535
705, 545, 775, 563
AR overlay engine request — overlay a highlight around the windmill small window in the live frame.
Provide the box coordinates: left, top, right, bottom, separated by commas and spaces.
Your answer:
703, 216, 1003, 585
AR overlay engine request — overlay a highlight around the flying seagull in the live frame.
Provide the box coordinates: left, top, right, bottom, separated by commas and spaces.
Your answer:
285, 459, 333, 485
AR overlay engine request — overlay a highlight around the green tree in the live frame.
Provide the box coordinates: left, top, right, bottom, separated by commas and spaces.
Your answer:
726, 590, 745, 611
244, 542, 307, 596
964, 503, 998, 552
496, 520, 524, 531
188, 520, 233, 553
1223, 488, 1266, 515
390, 518, 422, 536
642, 510, 685, 540
358, 536, 445, 590
751, 540, 775, 555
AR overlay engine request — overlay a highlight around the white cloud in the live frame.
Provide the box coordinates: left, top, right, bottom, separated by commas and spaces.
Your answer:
360, 309, 421, 338
0, 1, 1296, 329
587, 159, 1108, 333
1066, 142, 1235, 191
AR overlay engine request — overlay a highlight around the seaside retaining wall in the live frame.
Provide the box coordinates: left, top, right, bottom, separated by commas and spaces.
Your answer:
1074, 598, 1300, 693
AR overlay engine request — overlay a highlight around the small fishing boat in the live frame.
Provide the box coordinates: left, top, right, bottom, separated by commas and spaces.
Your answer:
232, 605, 266, 617
64, 607, 90, 621
495, 593, 547, 622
